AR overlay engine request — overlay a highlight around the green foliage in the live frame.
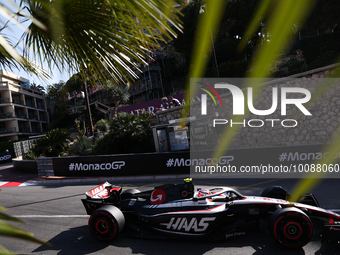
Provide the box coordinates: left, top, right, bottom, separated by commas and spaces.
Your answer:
73, 136, 92, 156
0, 0, 181, 253
0, 206, 50, 254
0, 141, 16, 154
285, 58, 305, 72
90, 104, 106, 124
96, 119, 110, 133
92, 132, 116, 155
303, 0, 340, 33
105, 83, 130, 116
1, 1, 182, 86
309, 51, 339, 69
105, 84, 130, 106
162, 49, 188, 81
299, 31, 340, 66
214, 38, 243, 64
273, 58, 305, 77
23, 149, 36, 160
217, 59, 248, 77
111, 112, 155, 153
173, 0, 256, 68
46, 81, 68, 103
49, 111, 82, 130
65, 74, 84, 92
218, 0, 260, 40
173, 0, 202, 55
32, 128, 71, 157
92, 112, 155, 155
75, 119, 86, 137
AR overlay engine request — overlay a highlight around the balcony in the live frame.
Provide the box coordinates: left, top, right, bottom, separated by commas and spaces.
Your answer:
36, 104, 44, 110
0, 98, 10, 104
13, 100, 24, 105
39, 115, 47, 121
19, 128, 30, 133
0, 128, 15, 134
0, 113, 13, 119
15, 114, 28, 119
26, 102, 34, 107
28, 115, 38, 120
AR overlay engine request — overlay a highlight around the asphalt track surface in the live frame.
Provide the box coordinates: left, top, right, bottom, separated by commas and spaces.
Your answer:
0, 165, 340, 254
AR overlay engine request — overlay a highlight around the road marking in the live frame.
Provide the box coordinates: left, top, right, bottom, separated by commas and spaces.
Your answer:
0, 181, 37, 187
13, 215, 89, 218
0, 182, 23, 187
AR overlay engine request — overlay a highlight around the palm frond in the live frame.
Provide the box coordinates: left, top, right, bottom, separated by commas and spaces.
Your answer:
21, 0, 182, 86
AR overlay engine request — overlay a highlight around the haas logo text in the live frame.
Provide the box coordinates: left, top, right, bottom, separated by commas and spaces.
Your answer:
160, 217, 216, 232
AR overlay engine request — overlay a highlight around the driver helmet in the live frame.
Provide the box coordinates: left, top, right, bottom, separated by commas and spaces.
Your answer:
198, 189, 211, 197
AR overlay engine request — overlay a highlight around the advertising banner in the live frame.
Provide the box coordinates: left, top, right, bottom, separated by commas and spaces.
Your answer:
52, 144, 340, 178
52, 152, 190, 177
0, 152, 13, 164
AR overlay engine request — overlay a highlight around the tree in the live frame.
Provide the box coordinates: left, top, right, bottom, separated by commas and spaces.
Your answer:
46, 81, 68, 105
30, 83, 46, 93
173, 0, 203, 58
32, 128, 71, 157
171, 0, 257, 79
46, 81, 80, 129
105, 82, 130, 116
0, 0, 182, 86
96, 119, 110, 133
302, 0, 340, 33
1, 1, 181, 253
92, 112, 154, 155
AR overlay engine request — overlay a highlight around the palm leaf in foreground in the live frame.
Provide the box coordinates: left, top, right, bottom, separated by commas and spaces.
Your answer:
22, 0, 182, 86
0, 207, 51, 254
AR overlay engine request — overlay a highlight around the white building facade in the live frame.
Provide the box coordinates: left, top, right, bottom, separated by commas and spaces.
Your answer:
0, 70, 49, 141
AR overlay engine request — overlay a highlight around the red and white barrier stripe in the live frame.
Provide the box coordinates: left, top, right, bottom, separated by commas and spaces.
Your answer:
0, 181, 36, 187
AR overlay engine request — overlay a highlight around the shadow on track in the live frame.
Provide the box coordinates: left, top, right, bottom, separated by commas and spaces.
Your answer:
32, 224, 339, 255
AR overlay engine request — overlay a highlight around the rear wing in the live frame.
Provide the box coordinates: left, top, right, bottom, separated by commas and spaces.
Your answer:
82, 182, 122, 215
85, 182, 122, 199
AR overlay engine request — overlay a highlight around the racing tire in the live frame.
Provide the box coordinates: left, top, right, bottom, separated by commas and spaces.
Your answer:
270, 207, 313, 248
121, 188, 140, 200
89, 205, 125, 242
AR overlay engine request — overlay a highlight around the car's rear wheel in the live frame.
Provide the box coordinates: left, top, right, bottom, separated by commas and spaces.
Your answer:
270, 207, 313, 248
89, 205, 125, 241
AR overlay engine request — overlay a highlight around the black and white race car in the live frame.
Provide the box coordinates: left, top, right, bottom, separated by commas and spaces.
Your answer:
81, 178, 340, 248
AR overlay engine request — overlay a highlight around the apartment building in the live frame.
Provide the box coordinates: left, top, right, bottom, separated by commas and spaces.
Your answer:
0, 70, 49, 141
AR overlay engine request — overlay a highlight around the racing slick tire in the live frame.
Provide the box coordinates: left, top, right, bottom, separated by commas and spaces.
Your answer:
270, 207, 313, 248
89, 205, 125, 242
121, 188, 140, 200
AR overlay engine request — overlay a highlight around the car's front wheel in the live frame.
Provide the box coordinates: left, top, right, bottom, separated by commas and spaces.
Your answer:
88, 205, 125, 241
270, 207, 313, 248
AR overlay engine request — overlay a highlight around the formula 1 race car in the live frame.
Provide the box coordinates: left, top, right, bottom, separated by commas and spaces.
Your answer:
81, 179, 340, 248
